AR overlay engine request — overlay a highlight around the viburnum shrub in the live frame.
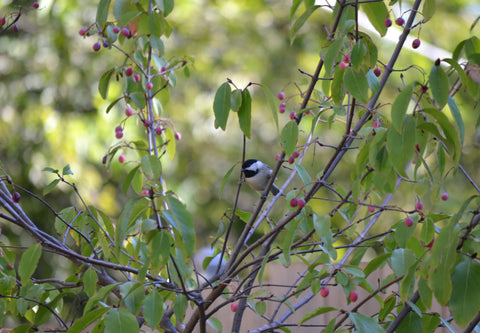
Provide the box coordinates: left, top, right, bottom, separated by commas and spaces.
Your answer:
1, 1, 480, 333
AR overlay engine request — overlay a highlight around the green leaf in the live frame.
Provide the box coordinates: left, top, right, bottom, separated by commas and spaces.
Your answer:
313, 214, 330, 239
173, 294, 187, 322
155, 0, 175, 17
366, 69, 380, 97
83, 268, 98, 297
289, 0, 302, 21
99, 68, 115, 100
379, 295, 396, 322
423, 108, 461, 163
19, 244, 42, 286
351, 40, 367, 70
66, 307, 110, 333
141, 155, 162, 180
386, 115, 416, 177
83, 284, 119, 315
213, 82, 231, 130
62, 164, 73, 176
218, 163, 236, 198
43, 179, 60, 195
447, 96, 465, 145
391, 84, 413, 133
237, 88, 252, 138
290, 5, 320, 44
429, 63, 449, 109
331, 65, 345, 106
364, 253, 391, 277
165, 127, 176, 161
299, 307, 337, 325
361, 0, 388, 36
115, 198, 137, 251
207, 317, 222, 332
104, 308, 139, 333
164, 196, 195, 256
389, 248, 416, 277
148, 12, 162, 37
96, 0, 111, 27
122, 165, 141, 195
465, 36, 480, 65
450, 259, 480, 326
400, 265, 416, 301
230, 89, 242, 112
280, 121, 299, 156
344, 68, 368, 103
120, 282, 144, 315
418, 277, 432, 309
349, 312, 384, 333
257, 83, 279, 130
324, 37, 345, 74
422, 0, 436, 21
294, 163, 312, 190
280, 217, 302, 267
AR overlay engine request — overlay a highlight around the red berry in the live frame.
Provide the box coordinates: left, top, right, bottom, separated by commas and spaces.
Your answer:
161, 65, 168, 73
121, 27, 131, 37
405, 217, 413, 227
288, 156, 295, 164
93, 42, 101, 52
32, 2, 39, 9
426, 238, 435, 249
275, 154, 281, 161
373, 119, 381, 128
174, 132, 182, 140
373, 68, 381, 77
146, 82, 154, 90
384, 18, 392, 27
395, 17, 405, 26
279, 102, 286, 114
368, 205, 375, 213
115, 131, 123, 139
416, 202, 423, 211
115, 125, 123, 132
143, 120, 152, 127
320, 286, 329, 297
7, 264, 13, 269
349, 290, 358, 302
112, 26, 120, 34
289, 111, 297, 120
0, 17, 5, 26
297, 199, 306, 208
290, 198, 298, 207
412, 38, 421, 49
125, 108, 133, 117
141, 189, 149, 196
292, 151, 300, 158
230, 302, 239, 312
339, 61, 348, 69
125, 68, 134, 76
277, 91, 285, 100
12, 25, 19, 33
134, 74, 141, 82
441, 192, 449, 201
420, 85, 428, 94
12, 192, 21, 203
118, 155, 126, 163
343, 54, 351, 63
155, 127, 162, 135
102, 40, 110, 48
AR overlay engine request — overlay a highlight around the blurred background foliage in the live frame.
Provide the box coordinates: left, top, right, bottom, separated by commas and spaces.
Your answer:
0, 0, 480, 255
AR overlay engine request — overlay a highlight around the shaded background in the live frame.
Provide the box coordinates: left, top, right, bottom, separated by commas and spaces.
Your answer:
1, 0, 479, 267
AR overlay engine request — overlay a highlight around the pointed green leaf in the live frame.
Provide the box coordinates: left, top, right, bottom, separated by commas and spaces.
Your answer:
389, 248, 416, 277
349, 312, 384, 333
148, 12, 162, 37
230, 89, 242, 112
331, 65, 345, 106
155, 0, 175, 17
219, 163, 236, 198
237, 88, 252, 138
351, 40, 367, 70
300, 307, 337, 325
257, 83, 279, 130
324, 37, 346, 75
361, 0, 388, 36
423, 108, 461, 163
280, 121, 299, 156
83, 268, 98, 298
141, 155, 162, 180
96, 0, 111, 27
62, 164, 73, 176
422, 0, 436, 21
430, 63, 449, 109
19, 244, 42, 286
213, 82, 231, 130
465, 36, 480, 65
165, 127, 176, 161
386, 115, 416, 177
104, 308, 139, 333
447, 96, 465, 145
344, 68, 368, 103
391, 84, 413, 133
164, 196, 195, 256
294, 163, 312, 190
67, 307, 110, 333
99, 68, 115, 100
450, 259, 480, 326
207, 317, 222, 332
290, 5, 320, 44
43, 179, 60, 195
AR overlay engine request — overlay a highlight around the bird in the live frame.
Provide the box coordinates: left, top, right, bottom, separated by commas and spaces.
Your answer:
241, 159, 281, 196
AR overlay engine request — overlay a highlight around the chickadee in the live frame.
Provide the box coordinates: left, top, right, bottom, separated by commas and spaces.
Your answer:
241, 159, 281, 196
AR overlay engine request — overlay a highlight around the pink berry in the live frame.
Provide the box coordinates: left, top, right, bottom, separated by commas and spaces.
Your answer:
277, 91, 285, 100
320, 286, 329, 297
115, 125, 123, 132
231, 302, 238, 312
279, 102, 286, 114
93, 42, 101, 52
384, 18, 392, 27
405, 217, 413, 227
161, 65, 168, 73
141, 189, 149, 196
121, 27, 131, 37
0, 17, 5, 26
339, 62, 348, 69
174, 132, 182, 140
373, 68, 381, 77
125, 68, 134, 76
395, 17, 405, 26
288, 156, 295, 164
146, 82, 154, 90
115, 131, 123, 139
12, 25, 19, 33
297, 199, 306, 208
118, 155, 126, 163
143, 120, 152, 127
441, 192, 449, 201
416, 201, 423, 211
275, 154, 281, 161
292, 151, 300, 158
368, 205, 375, 213
125, 108, 133, 117
79, 28, 86, 36
32, 2, 39, 9
343, 54, 351, 63
134, 74, 141, 82
412, 38, 421, 49
289, 111, 297, 120
12, 192, 21, 203
155, 127, 162, 135
349, 290, 358, 302
112, 26, 120, 34
373, 119, 381, 128
7, 264, 13, 270
290, 198, 298, 207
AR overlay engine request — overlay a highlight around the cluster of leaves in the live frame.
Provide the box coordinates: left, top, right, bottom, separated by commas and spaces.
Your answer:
1, 0, 480, 333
